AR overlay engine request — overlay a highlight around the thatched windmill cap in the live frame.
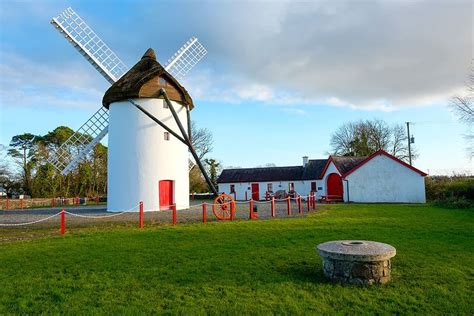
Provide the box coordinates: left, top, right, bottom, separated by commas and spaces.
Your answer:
102, 48, 194, 109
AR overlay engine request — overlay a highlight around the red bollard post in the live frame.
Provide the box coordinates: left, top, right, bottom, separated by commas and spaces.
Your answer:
312, 194, 316, 210
271, 197, 275, 217
286, 197, 291, 216
249, 199, 254, 219
172, 204, 177, 225
230, 201, 235, 220
202, 202, 207, 223
307, 195, 310, 212
298, 196, 302, 214
139, 201, 144, 229
60, 209, 65, 235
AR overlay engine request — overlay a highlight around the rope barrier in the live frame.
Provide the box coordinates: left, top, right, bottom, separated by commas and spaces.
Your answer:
0, 212, 62, 227
65, 203, 140, 218
253, 200, 271, 204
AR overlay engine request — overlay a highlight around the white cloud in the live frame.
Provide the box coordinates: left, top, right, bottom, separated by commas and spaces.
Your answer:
0, 53, 106, 109
166, 0, 472, 110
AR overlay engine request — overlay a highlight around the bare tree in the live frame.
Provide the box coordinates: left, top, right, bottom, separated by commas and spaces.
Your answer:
330, 119, 413, 161
450, 65, 473, 157
191, 121, 213, 160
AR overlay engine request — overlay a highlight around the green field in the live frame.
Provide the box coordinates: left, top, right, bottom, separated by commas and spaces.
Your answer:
0, 204, 472, 314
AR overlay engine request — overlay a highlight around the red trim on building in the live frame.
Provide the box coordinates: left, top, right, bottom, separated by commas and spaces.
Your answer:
342, 150, 428, 178
318, 156, 344, 179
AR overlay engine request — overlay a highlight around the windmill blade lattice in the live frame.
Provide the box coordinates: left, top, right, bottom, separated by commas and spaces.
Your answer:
48, 107, 109, 175
51, 7, 128, 84
49, 7, 206, 174
165, 37, 207, 81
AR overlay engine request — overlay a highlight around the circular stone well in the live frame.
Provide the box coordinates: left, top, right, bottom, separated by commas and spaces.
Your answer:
316, 240, 396, 285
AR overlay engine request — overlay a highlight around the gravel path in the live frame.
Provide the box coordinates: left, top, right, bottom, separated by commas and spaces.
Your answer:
0, 200, 314, 241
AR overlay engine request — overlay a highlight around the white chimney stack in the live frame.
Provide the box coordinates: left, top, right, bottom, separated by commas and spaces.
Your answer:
303, 156, 309, 167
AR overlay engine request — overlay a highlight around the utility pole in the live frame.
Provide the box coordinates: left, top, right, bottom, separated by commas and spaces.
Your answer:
406, 122, 412, 166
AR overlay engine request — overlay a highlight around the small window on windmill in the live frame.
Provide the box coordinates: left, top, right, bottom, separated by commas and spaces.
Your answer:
164, 132, 170, 141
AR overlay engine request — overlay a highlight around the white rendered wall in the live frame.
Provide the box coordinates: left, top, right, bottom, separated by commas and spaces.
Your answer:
344, 155, 426, 203
107, 98, 189, 212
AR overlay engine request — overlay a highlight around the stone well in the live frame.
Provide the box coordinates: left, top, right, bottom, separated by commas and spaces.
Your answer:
316, 240, 396, 285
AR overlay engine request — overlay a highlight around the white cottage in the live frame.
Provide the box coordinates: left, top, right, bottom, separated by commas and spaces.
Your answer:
217, 150, 427, 203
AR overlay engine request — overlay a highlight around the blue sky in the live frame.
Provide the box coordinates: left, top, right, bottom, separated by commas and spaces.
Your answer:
0, 0, 472, 175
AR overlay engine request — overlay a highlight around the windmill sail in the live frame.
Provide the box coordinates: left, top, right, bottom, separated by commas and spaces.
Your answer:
49, 7, 206, 174
165, 36, 208, 81
48, 107, 109, 174
51, 7, 128, 83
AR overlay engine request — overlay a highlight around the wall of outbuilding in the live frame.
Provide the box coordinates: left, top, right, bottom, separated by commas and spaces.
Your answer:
344, 154, 426, 203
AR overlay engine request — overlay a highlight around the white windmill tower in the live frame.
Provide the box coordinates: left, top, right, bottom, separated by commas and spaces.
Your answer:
48, 7, 212, 211
103, 48, 196, 211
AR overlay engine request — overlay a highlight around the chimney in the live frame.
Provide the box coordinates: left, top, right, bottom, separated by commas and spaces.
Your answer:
302, 156, 309, 167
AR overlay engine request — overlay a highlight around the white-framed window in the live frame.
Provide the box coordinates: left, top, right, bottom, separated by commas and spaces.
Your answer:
267, 183, 273, 192
289, 182, 294, 191
230, 184, 235, 193
164, 132, 170, 141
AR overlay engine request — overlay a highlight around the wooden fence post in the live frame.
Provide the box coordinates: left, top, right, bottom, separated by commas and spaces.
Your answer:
172, 205, 177, 225
139, 201, 144, 229
61, 209, 65, 235
286, 197, 291, 216
249, 199, 254, 219
271, 197, 275, 217
202, 202, 207, 223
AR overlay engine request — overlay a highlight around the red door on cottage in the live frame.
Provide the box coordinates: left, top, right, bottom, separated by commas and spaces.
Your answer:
251, 183, 260, 201
159, 180, 174, 210
327, 173, 343, 199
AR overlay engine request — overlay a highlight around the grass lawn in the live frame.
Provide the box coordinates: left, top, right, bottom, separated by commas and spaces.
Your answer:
0, 204, 472, 314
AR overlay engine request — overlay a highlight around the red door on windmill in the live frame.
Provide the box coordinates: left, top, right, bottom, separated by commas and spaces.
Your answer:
251, 183, 260, 201
327, 173, 343, 199
159, 180, 174, 210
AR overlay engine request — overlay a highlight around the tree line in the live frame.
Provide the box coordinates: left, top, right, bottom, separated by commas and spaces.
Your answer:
1, 126, 107, 198
0, 122, 216, 198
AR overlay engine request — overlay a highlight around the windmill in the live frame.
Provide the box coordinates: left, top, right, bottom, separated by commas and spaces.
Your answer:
48, 7, 205, 175
48, 7, 233, 217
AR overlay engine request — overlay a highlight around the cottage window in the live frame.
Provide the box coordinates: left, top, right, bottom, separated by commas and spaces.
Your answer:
230, 185, 235, 193
289, 182, 294, 191
164, 132, 170, 141
267, 183, 273, 192
311, 182, 317, 192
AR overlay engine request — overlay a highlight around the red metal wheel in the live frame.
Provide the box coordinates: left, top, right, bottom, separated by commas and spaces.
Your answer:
212, 194, 234, 220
